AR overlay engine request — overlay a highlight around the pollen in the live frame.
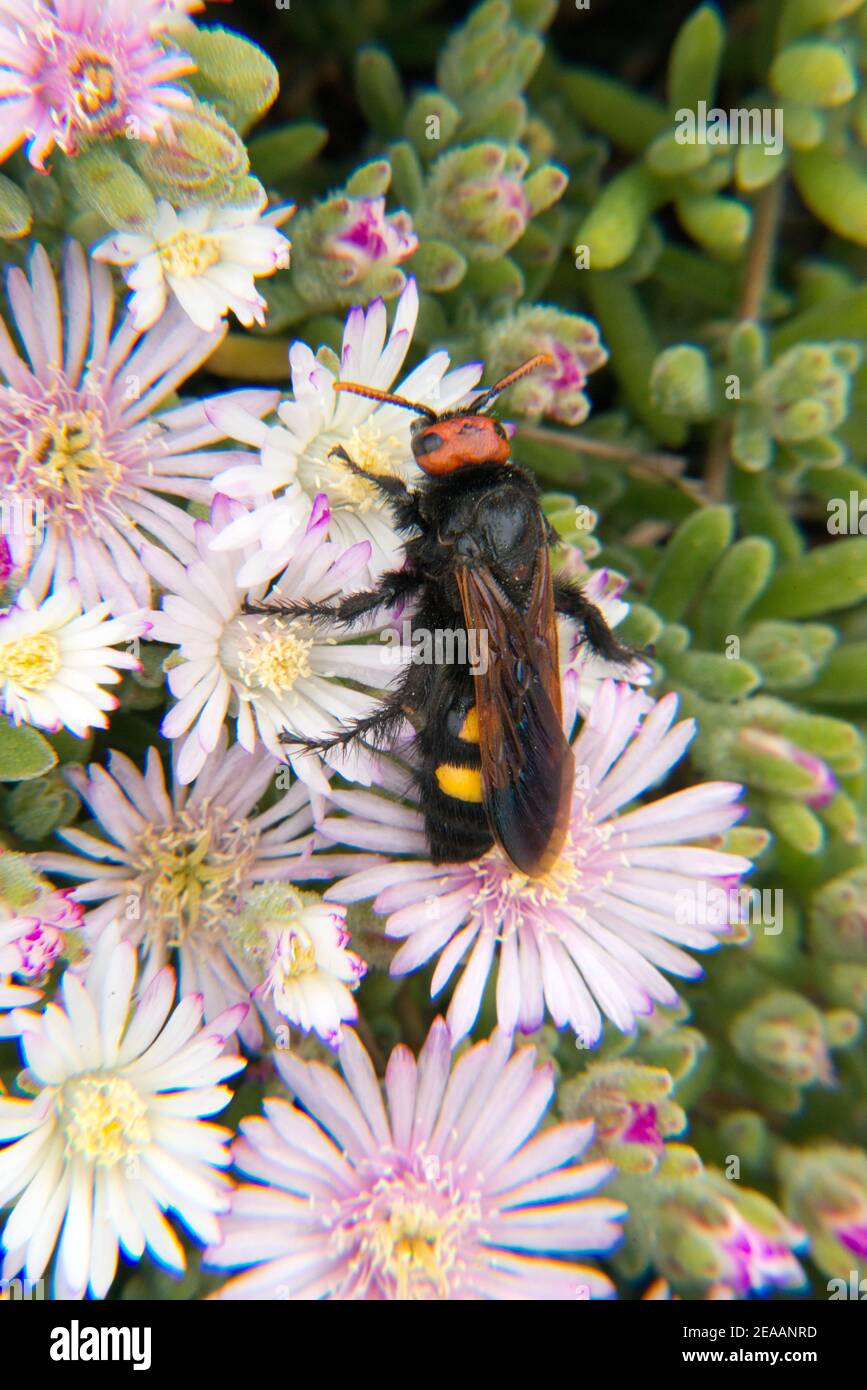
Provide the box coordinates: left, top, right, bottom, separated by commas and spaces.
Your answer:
158, 230, 222, 280
268, 925, 318, 996
0, 630, 62, 691
436, 763, 484, 803
26, 411, 120, 508
59, 1073, 150, 1168
134, 811, 256, 949
323, 424, 404, 512
372, 1202, 451, 1300
236, 628, 314, 695
69, 50, 118, 122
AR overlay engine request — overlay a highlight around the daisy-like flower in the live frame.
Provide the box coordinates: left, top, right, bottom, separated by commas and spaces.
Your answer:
33, 734, 368, 1048
0, 584, 148, 736
143, 492, 406, 788
313, 681, 752, 1047
0, 241, 278, 613
207, 1018, 625, 1300
0, 928, 246, 1299
0, 0, 194, 171
247, 885, 365, 1048
93, 198, 294, 334
323, 195, 418, 287
207, 276, 483, 578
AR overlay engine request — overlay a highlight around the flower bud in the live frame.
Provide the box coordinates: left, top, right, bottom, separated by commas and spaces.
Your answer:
779, 1144, 867, 1279
482, 306, 607, 425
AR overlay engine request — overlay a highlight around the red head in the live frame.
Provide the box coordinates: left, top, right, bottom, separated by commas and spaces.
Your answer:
333, 353, 554, 476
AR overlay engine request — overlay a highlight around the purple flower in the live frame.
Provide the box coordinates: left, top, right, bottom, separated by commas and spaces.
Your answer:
0, 887, 82, 980
310, 682, 751, 1046
0, 242, 278, 613
206, 1018, 625, 1299
327, 196, 418, 285
0, 0, 195, 170
718, 1205, 807, 1296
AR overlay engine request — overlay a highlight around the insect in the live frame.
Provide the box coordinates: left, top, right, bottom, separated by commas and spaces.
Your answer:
248, 354, 635, 877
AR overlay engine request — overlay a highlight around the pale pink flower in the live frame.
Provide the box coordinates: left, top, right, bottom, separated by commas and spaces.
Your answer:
33, 734, 366, 1049
311, 682, 751, 1046
207, 1018, 625, 1300
0, 242, 278, 613
0, 0, 194, 171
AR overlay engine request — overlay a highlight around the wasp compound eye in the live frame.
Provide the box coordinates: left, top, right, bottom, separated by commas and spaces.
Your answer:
412, 430, 444, 457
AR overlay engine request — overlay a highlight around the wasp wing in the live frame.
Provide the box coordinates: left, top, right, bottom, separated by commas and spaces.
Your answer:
456, 549, 574, 877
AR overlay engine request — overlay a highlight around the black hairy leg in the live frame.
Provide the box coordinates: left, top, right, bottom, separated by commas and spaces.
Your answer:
278, 661, 433, 756
242, 566, 422, 627
553, 578, 636, 666
328, 446, 425, 533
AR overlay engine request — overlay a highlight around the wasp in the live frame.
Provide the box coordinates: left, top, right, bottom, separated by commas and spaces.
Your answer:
250, 354, 634, 877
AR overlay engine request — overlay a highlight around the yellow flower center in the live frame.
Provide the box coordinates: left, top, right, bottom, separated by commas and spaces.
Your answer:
370, 1201, 453, 1300
159, 230, 222, 279
68, 50, 118, 123
0, 631, 61, 692
235, 626, 314, 695
27, 410, 120, 508
135, 811, 256, 949
318, 423, 405, 512
59, 1074, 150, 1168
277, 925, 317, 978
508, 842, 583, 906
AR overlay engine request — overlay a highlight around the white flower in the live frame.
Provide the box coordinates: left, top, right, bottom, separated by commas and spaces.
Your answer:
250, 886, 366, 1048
93, 198, 292, 333
0, 928, 246, 1299
143, 493, 406, 789
207, 276, 483, 578
0, 585, 149, 736
0, 978, 40, 1038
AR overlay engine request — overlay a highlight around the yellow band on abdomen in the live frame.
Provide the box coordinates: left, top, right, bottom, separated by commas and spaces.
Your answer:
458, 707, 479, 743
435, 763, 484, 802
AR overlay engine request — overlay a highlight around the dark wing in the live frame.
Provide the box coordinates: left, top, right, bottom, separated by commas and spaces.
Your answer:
456, 548, 574, 877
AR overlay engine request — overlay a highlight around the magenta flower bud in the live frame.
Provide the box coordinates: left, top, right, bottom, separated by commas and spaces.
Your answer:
327, 197, 418, 285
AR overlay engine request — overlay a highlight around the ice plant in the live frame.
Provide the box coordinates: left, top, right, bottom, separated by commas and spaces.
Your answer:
324, 196, 418, 286
247, 885, 366, 1048
207, 1019, 625, 1299
208, 276, 483, 575
33, 734, 367, 1048
315, 681, 752, 1046
144, 493, 405, 787
0, 886, 81, 980
93, 198, 293, 333
0, 242, 278, 612
482, 307, 609, 426
0, 929, 246, 1299
0, 584, 148, 735
0, 0, 194, 171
